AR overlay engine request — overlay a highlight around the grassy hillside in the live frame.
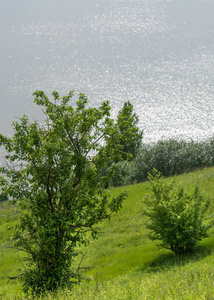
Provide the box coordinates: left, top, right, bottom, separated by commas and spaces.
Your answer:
0, 167, 214, 299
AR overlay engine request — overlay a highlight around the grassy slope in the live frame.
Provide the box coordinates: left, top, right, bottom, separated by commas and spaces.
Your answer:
0, 167, 214, 299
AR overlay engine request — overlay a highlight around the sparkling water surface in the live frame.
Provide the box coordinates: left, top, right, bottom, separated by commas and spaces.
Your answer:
0, 0, 214, 143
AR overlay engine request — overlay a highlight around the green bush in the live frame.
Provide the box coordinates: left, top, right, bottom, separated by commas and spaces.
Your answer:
143, 170, 212, 255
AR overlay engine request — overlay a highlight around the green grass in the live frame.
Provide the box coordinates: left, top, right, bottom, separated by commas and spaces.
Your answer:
1, 167, 214, 299
0, 202, 24, 299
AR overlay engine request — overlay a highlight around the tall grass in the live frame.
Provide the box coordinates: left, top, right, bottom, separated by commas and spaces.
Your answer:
5, 256, 214, 299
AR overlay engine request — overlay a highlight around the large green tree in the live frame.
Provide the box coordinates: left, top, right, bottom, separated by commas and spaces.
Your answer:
0, 91, 127, 294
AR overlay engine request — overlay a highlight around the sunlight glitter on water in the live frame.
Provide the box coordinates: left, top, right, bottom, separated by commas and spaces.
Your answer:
0, 0, 214, 143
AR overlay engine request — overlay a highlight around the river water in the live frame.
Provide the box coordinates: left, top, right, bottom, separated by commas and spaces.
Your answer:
1, 0, 214, 143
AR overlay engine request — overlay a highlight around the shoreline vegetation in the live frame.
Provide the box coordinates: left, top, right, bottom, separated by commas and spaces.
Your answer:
0, 151, 214, 298
105, 137, 214, 188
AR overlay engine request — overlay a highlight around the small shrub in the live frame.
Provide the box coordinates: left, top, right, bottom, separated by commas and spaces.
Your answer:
143, 170, 212, 255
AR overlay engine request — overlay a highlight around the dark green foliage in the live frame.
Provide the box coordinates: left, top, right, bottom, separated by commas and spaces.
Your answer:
98, 101, 143, 186
116, 101, 143, 161
0, 91, 128, 294
0, 193, 8, 202
143, 170, 212, 255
